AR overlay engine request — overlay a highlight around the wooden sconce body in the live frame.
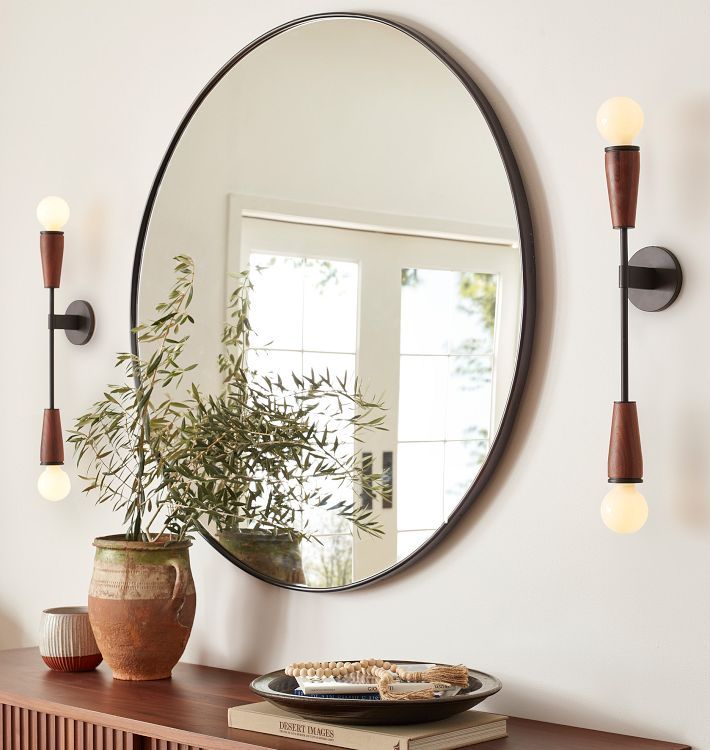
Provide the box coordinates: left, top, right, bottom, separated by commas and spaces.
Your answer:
40, 232, 64, 289
604, 146, 640, 229
40, 408, 65, 465
608, 401, 643, 482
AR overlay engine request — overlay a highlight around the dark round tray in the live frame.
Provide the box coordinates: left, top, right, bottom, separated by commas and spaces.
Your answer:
249, 661, 502, 725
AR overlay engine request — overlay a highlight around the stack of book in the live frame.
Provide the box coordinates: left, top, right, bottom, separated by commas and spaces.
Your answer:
228, 702, 507, 749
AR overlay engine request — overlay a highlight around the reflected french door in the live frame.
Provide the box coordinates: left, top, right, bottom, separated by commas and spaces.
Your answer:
237, 216, 520, 585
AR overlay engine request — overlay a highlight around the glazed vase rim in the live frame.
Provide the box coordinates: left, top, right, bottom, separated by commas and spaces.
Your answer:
93, 534, 192, 550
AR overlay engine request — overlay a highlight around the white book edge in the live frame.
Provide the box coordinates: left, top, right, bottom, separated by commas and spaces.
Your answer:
298, 683, 381, 695
227, 702, 507, 750
297, 679, 459, 696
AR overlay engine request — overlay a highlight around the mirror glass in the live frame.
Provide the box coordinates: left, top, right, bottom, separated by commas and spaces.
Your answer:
136, 16, 530, 589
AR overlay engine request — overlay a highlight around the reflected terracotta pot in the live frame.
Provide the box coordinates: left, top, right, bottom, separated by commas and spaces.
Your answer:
217, 529, 306, 584
39, 606, 102, 672
88, 535, 196, 681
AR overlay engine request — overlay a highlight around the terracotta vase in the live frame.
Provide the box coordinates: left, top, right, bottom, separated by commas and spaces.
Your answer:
217, 529, 306, 584
88, 535, 196, 681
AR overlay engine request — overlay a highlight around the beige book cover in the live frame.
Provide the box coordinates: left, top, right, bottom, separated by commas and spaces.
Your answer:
227, 701, 507, 750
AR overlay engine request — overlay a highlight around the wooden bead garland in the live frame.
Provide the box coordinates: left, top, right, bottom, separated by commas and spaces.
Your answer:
285, 659, 469, 701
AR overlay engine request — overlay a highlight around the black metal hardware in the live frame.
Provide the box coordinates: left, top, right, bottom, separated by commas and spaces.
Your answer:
48, 289, 55, 409
360, 452, 373, 510
618, 248, 683, 305
47, 295, 95, 420
382, 451, 393, 509
619, 265, 657, 290
64, 300, 95, 345
620, 228, 629, 402
618, 243, 683, 402
49, 314, 82, 330
627, 246, 683, 312
605, 145, 641, 152
48, 300, 95, 345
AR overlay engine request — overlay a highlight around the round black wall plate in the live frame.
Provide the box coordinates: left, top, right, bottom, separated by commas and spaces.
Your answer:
628, 246, 682, 312
65, 300, 95, 345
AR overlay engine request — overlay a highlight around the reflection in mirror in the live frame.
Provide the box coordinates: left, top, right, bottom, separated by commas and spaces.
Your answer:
137, 17, 526, 589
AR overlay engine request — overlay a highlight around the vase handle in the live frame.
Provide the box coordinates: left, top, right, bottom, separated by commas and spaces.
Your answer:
166, 558, 188, 602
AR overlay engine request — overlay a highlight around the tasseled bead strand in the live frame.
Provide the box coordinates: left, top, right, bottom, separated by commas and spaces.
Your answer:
285, 660, 399, 681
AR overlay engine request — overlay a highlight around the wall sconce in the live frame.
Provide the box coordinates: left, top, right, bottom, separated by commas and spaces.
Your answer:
37, 197, 95, 502
596, 98, 683, 533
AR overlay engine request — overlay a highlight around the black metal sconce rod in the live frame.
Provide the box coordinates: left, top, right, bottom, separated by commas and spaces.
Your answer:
48, 299, 96, 347
620, 228, 629, 403
46, 293, 96, 410
41, 294, 95, 467
617, 236, 684, 400
48, 289, 55, 410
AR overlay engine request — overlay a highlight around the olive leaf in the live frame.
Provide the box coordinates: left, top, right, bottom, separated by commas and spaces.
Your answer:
68, 255, 387, 544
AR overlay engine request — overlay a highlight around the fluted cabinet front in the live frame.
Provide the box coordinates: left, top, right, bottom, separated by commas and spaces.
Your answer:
0, 704, 137, 750
143, 740, 206, 750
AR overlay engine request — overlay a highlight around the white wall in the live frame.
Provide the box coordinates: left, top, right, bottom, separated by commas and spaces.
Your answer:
1, 1, 709, 748
140, 17, 516, 392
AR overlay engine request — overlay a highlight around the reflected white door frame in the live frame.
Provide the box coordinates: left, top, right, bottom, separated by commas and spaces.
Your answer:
228, 195, 521, 583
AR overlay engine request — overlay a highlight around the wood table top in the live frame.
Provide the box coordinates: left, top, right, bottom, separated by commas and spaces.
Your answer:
0, 649, 689, 750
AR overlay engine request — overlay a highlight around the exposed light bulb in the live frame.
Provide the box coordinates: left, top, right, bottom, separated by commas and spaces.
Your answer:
596, 97, 644, 145
37, 465, 71, 502
36, 196, 70, 231
601, 483, 648, 534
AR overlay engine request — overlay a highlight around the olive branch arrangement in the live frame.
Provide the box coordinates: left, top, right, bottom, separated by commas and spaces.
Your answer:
69, 255, 386, 544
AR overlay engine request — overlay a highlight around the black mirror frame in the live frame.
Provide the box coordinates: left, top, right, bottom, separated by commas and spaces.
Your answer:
130, 12, 536, 592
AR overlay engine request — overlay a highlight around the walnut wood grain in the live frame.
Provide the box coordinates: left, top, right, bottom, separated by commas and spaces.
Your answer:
608, 401, 643, 481
40, 409, 64, 465
0, 650, 689, 750
39, 232, 64, 289
604, 147, 640, 229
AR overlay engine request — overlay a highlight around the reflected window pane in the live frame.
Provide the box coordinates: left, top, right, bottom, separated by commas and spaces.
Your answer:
303, 352, 357, 443
449, 271, 497, 355
397, 267, 498, 541
400, 268, 498, 356
249, 254, 304, 350
398, 356, 447, 442
299, 474, 354, 537
396, 442, 444, 530
397, 529, 434, 562
444, 441, 487, 517
248, 348, 303, 380
400, 269, 452, 355
446, 355, 492, 440
302, 352, 356, 389
303, 259, 358, 353
301, 534, 353, 587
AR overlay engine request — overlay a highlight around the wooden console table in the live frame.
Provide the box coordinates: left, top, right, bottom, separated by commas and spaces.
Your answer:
0, 649, 689, 750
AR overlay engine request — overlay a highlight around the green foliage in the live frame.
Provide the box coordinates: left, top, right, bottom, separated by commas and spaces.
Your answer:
400, 268, 497, 337
69, 256, 386, 543
457, 273, 497, 336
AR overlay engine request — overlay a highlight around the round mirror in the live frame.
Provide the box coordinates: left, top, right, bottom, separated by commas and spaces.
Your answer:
132, 13, 534, 590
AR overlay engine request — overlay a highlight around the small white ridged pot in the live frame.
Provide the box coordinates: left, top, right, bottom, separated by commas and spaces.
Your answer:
39, 606, 102, 672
